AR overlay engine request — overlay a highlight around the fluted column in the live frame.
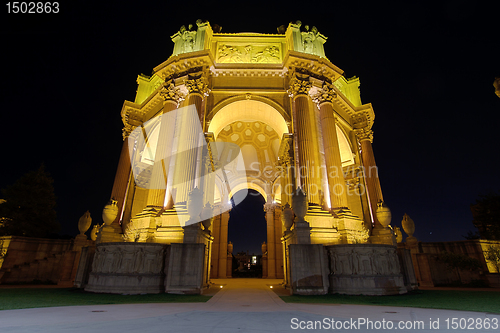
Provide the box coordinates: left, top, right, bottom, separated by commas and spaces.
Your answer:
288, 72, 320, 204
172, 75, 210, 204
265, 202, 276, 278
109, 139, 132, 225
218, 208, 230, 278
314, 81, 350, 212
356, 128, 383, 228
145, 80, 183, 209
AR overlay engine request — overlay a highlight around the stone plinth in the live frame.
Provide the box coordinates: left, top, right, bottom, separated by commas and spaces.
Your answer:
165, 243, 206, 294
288, 244, 329, 295
326, 244, 407, 295
85, 242, 167, 294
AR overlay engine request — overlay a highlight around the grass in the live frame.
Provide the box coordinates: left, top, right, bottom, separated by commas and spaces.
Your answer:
0, 288, 211, 311
280, 290, 500, 313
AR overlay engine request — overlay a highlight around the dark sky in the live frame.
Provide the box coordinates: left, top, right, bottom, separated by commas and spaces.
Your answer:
1, 2, 498, 246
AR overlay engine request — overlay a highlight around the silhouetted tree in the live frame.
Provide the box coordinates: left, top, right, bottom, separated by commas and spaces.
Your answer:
470, 192, 500, 240
0, 164, 59, 237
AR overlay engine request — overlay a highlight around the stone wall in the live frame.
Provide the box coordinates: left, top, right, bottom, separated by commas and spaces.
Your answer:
406, 240, 500, 287
0, 236, 76, 284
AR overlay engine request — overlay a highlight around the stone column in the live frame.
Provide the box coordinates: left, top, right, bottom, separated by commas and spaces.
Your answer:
145, 80, 183, 210
172, 75, 209, 204
218, 208, 230, 278
288, 72, 320, 204
109, 139, 132, 225
314, 81, 350, 213
264, 203, 276, 278
210, 213, 221, 278
355, 128, 383, 228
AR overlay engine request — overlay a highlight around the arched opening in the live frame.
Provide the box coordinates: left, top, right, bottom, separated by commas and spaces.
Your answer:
227, 189, 267, 278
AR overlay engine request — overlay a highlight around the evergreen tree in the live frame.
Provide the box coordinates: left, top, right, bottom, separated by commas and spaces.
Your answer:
0, 164, 59, 237
470, 191, 500, 240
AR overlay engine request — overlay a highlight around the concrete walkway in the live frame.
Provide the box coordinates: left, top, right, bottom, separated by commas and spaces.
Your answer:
0, 279, 499, 332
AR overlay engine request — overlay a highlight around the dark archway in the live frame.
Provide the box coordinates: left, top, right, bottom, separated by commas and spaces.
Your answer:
228, 189, 267, 277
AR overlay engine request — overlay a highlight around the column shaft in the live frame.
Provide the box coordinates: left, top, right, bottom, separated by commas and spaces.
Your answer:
173, 93, 203, 203
146, 100, 178, 208
294, 95, 320, 204
218, 210, 229, 278
359, 133, 383, 227
265, 204, 276, 278
110, 140, 132, 224
319, 102, 349, 210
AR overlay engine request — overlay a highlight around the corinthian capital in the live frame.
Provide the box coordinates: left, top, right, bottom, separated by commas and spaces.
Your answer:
311, 81, 337, 105
160, 80, 185, 104
355, 128, 374, 143
185, 77, 210, 97
287, 73, 312, 97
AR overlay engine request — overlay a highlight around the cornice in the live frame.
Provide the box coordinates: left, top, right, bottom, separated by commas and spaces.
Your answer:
284, 51, 343, 83
153, 50, 215, 81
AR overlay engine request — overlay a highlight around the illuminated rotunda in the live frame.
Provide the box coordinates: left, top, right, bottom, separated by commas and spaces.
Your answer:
88, 20, 414, 295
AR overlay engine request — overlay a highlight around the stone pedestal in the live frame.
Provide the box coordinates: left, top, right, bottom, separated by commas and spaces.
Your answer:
98, 224, 123, 243
85, 242, 166, 294
370, 227, 396, 245
288, 244, 329, 295
165, 243, 206, 294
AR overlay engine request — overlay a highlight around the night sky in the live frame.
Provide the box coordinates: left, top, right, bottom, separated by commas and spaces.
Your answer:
1, 2, 498, 250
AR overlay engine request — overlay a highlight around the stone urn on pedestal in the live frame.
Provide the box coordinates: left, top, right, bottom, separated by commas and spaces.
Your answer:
227, 241, 233, 255
402, 213, 417, 247
78, 211, 92, 236
291, 187, 311, 244
184, 187, 204, 243
281, 203, 294, 234
200, 202, 213, 232
261, 241, 267, 255
102, 199, 119, 226
98, 199, 121, 243
371, 200, 396, 245
375, 200, 392, 229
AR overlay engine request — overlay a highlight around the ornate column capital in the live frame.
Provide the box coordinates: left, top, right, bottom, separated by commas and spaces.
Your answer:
185, 76, 210, 97
287, 73, 312, 97
311, 81, 337, 106
160, 79, 185, 105
355, 128, 374, 143
264, 202, 275, 213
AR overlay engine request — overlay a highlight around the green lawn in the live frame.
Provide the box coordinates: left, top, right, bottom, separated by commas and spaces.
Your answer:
281, 290, 500, 313
0, 288, 211, 311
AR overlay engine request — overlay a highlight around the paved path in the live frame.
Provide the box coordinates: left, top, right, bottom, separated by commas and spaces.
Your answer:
0, 279, 499, 332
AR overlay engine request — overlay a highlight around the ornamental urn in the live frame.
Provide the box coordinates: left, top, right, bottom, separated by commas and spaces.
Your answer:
201, 202, 213, 230
375, 200, 391, 228
187, 187, 203, 221
292, 187, 308, 223
227, 241, 233, 254
402, 213, 415, 238
281, 203, 294, 231
261, 241, 267, 255
78, 210, 92, 235
102, 199, 119, 226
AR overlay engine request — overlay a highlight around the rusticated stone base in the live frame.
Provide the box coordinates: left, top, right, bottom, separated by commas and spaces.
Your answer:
85, 242, 167, 294
326, 244, 408, 295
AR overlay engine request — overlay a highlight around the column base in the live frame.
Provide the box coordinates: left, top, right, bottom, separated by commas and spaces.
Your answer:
98, 224, 123, 243
370, 227, 396, 245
